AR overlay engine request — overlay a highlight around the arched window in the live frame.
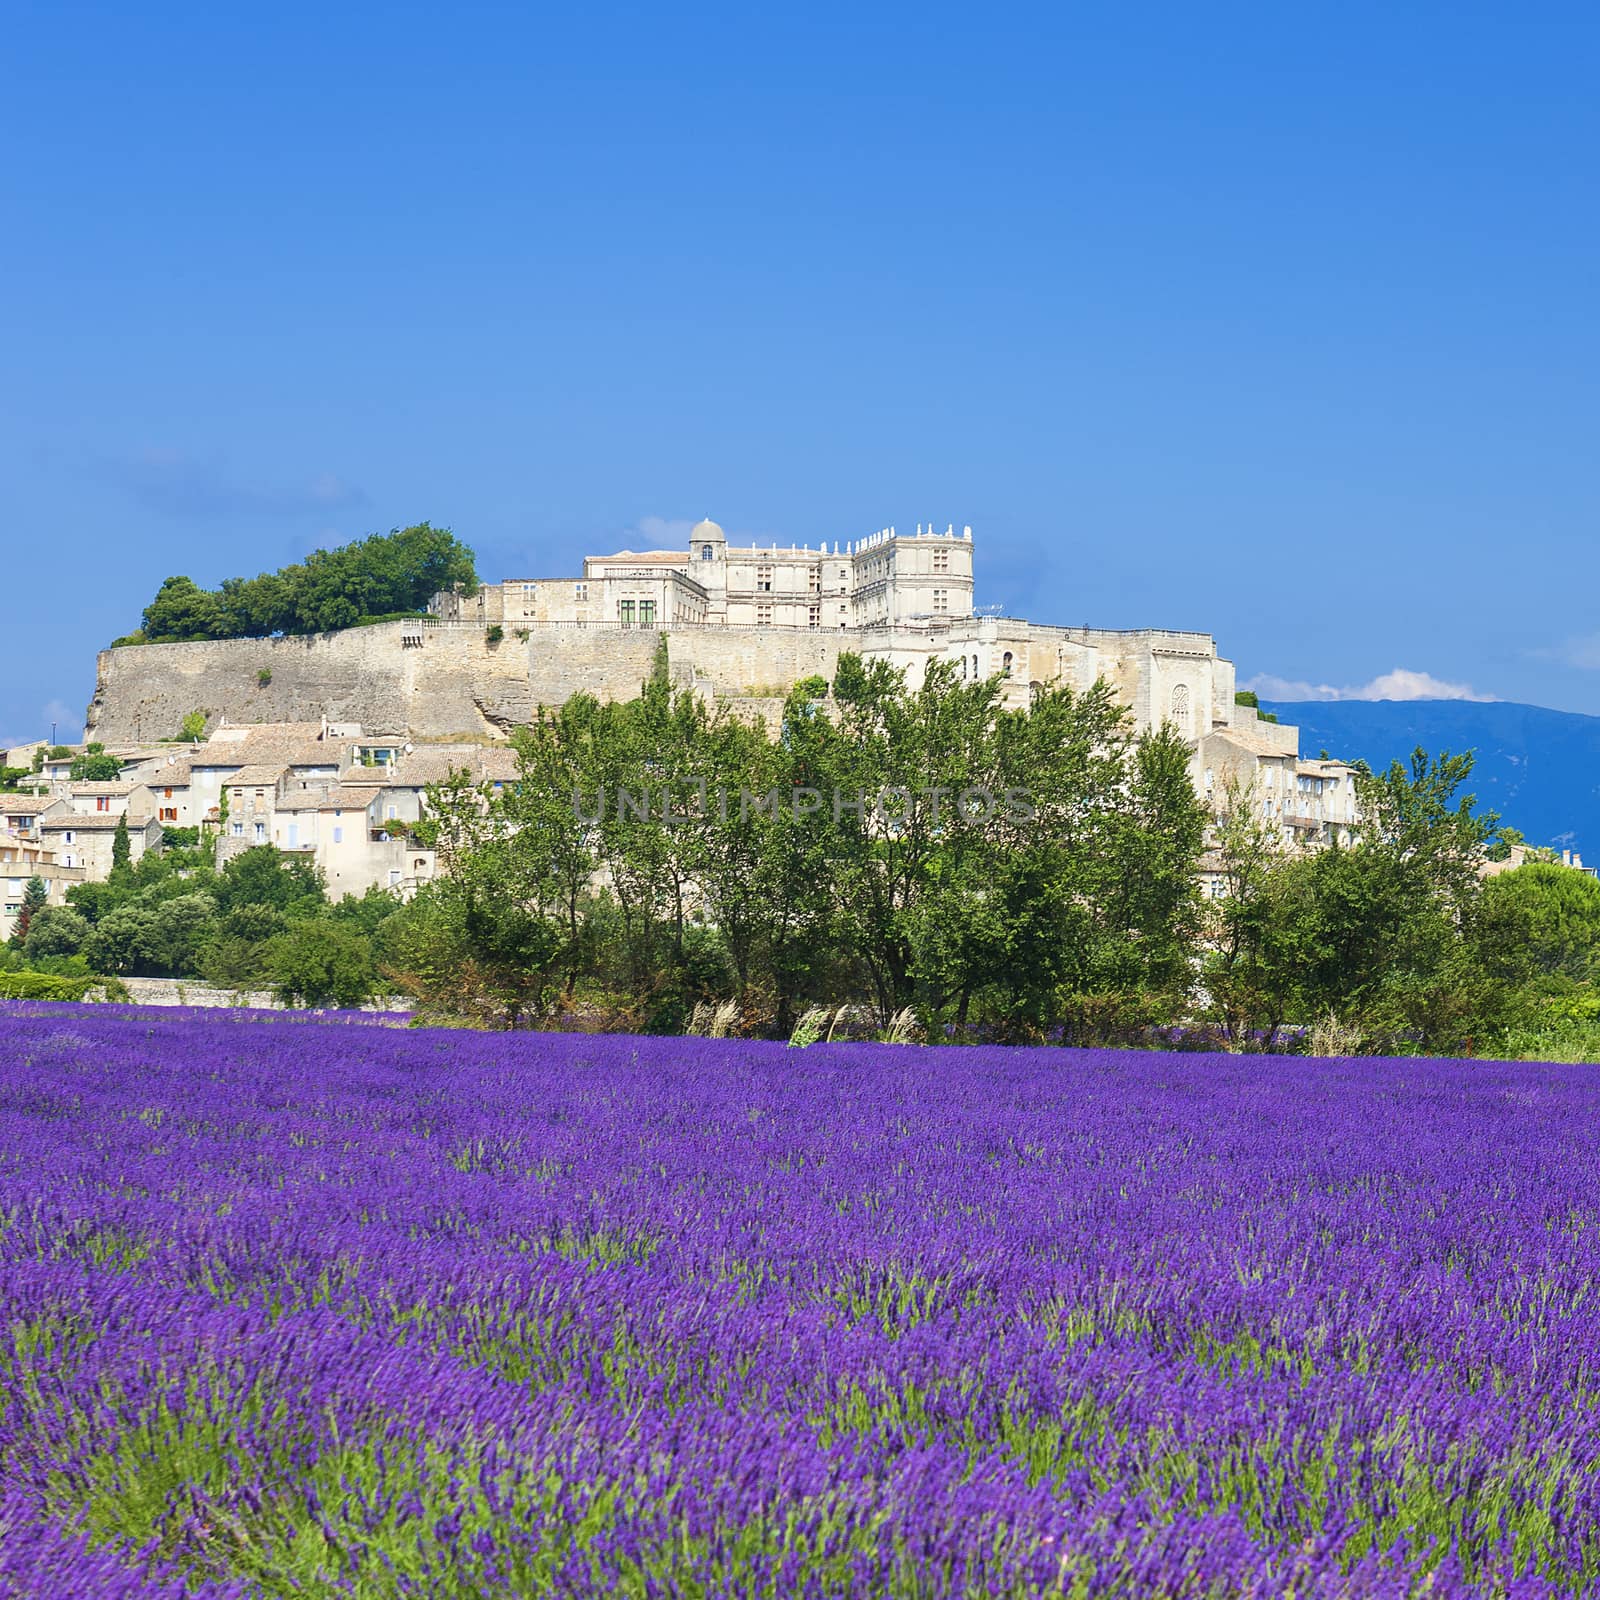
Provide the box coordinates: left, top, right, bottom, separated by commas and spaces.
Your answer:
700, 544, 713, 561
1001, 651, 1013, 677
971, 654, 980, 679
1170, 682, 1192, 734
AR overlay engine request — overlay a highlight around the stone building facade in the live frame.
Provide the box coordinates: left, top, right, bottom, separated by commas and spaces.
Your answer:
79, 516, 1358, 873
433, 519, 976, 633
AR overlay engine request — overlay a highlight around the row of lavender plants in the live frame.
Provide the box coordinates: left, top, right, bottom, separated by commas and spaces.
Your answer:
0, 1002, 1594, 1595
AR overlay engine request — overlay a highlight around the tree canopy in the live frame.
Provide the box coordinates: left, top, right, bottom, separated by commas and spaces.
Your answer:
126, 524, 477, 644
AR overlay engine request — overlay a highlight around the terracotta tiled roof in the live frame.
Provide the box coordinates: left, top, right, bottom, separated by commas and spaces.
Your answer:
224, 764, 289, 787
39, 813, 158, 832
317, 786, 382, 811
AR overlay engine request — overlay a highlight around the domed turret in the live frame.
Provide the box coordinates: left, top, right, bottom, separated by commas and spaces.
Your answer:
691, 518, 726, 565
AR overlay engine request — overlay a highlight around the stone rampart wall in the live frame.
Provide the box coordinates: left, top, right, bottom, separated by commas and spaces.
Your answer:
85, 618, 1244, 746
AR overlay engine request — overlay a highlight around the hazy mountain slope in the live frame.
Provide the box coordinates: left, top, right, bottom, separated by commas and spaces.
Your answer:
1260, 699, 1600, 852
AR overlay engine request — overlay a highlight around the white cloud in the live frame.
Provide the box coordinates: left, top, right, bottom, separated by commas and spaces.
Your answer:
1535, 635, 1600, 671
1244, 668, 1494, 703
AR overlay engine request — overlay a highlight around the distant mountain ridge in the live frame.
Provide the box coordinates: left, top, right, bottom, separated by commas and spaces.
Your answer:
1260, 699, 1600, 853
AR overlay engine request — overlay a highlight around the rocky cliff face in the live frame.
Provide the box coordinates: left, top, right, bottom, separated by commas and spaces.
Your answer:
84, 622, 854, 743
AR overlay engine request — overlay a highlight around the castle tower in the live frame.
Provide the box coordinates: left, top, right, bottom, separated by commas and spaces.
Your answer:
690, 517, 729, 623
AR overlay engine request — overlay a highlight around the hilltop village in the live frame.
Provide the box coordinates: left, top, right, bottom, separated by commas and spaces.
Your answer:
4, 519, 1361, 937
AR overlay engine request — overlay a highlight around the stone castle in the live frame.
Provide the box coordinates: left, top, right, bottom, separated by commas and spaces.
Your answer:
82, 518, 1362, 882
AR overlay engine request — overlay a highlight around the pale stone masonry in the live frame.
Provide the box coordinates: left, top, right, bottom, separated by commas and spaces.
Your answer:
0, 832, 86, 941
434, 519, 977, 632
76, 517, 1358, 886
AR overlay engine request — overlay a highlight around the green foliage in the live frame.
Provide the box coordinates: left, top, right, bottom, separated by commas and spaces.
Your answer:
256, 667, 272, 687
0, 765, 28, 791
0, 970, 129, 1002
1478, 862, 1600, 983
215, 845, 325, 916
485, 623, 503, 645
1233, 689, 1277, 724
1202, 749, 1504, 1053
178, 710, 208, 743
10, 877, 48, 947
47, 745, 72, 760
409, 657, 1211, 1037
110, 815, 131, 875
69, 743, 123, 781
85, 893, 220, 978
23, 907, 90, 960
135, 524, 477, 643
263, 921, 376, 1008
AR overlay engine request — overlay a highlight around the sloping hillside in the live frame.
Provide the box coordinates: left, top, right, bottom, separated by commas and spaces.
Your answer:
1262, 699, 1600, 852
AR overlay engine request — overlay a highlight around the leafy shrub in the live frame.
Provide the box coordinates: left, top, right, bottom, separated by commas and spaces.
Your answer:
0, 971, 129, 1002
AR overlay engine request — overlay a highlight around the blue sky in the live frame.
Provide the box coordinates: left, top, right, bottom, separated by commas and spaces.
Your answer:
5, 2, 1599, 745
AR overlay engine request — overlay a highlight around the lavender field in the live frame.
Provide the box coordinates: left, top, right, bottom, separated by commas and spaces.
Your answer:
0, 1006, 1595, 1597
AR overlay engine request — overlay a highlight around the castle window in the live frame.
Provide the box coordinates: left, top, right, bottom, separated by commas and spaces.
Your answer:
932, 590, 948, 613
1001, 651, 1013, 677
808, 604, 820, 629
619, 601, 636, 626
1170, 683, 1192, 734
933, 549, 949, 572
756, 604, 773, 626
701, 544, 713, 561
639, 600, 656, 626
575, 583, 588, 601
757, 565, 773, 592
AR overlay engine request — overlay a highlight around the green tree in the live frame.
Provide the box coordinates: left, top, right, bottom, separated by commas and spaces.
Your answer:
215, 846, 325, 916
84, 893, 218, 977
11, 877, 49, 947
178, 710, 208, 744
1199, 778, 1316, 1048
263, 921, 376, 1008
111, 814, 132, 875
23, 907, 90, 960
69, 743, 122, 782
131, 525, 478, 644
142, 576, 221, 642
1478, 861, 1600, 984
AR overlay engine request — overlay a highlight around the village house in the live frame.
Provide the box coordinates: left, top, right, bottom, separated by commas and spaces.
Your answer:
0, 832, 86, 941
315, 783, 437, 898
35, 811, 162, 877
0, 794, 58, 839
60, 781, 156, 819
119, 752, 200, 827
